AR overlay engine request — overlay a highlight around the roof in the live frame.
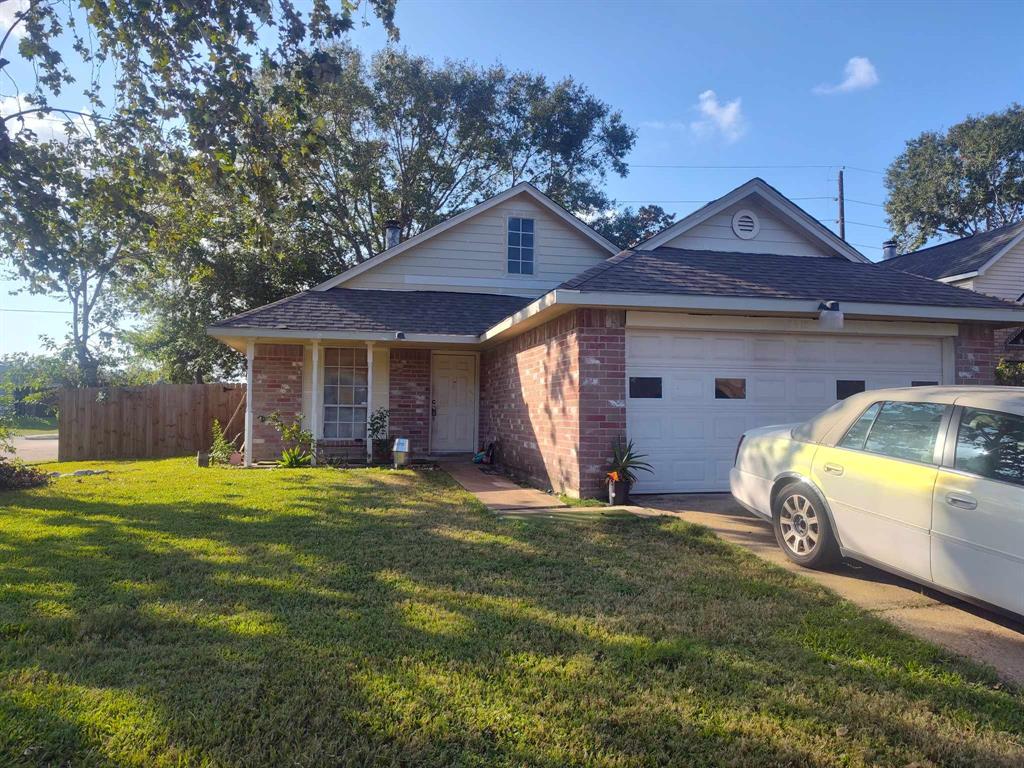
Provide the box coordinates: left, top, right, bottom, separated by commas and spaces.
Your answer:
879, 220, 1024, 280
559, 247, 1021, 309
313, 183, 620, 291
210, 288, 533, 336
636, 177, 870, 263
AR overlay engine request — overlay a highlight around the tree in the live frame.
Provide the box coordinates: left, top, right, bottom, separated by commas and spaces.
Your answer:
885, 104, 1024, 251
592, 205, 676, 249
0, 131, 159, 385
131, 47, 637, 381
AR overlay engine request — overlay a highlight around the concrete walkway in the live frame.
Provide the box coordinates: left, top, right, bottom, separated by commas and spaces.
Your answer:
440, 460, 569, 511
640, 493, 1024, 686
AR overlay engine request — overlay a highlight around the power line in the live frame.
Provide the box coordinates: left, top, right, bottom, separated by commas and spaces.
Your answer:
630, 163, 884, 174
614, 196, 835, 204
846, 198, 886, 208
0, 308, 71, 314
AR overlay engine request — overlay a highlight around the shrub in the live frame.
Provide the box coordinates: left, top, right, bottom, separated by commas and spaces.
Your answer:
0, 458, 50, 491
209, 418, 233, 464
995, 358, 1024, 386
267, 411, 313, 467
278, 446, 312, 468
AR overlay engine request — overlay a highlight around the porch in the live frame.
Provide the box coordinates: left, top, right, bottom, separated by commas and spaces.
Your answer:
242, 341, 481, 465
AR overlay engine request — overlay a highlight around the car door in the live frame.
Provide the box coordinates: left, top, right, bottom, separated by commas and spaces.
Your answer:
931, 406, 1024, 615
811, 400, 948, 581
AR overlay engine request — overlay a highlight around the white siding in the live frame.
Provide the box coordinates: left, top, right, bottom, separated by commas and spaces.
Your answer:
973, 240, 1024, 302
660, 199, 834, 257
344, 192, 611, 296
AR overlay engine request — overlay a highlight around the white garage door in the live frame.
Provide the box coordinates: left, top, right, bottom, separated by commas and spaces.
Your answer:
627, 328, 946, 493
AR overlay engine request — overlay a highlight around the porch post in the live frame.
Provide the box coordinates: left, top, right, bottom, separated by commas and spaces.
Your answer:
366, 342, 374, 462
244, 339, 254, 467
310, 340, 321, 466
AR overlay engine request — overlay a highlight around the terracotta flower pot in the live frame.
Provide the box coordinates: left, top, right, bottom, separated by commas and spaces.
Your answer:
608, 480, 630, 505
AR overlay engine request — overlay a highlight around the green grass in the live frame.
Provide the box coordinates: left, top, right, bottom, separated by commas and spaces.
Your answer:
558, 493, 607, 508
8, 415, 58, 436
0, 458, 1022, 767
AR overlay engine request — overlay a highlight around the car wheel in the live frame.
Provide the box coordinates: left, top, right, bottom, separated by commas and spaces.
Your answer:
772, 484, 840, 569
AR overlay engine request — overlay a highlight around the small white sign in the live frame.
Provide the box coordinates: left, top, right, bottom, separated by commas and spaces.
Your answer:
393, 438, 409, 453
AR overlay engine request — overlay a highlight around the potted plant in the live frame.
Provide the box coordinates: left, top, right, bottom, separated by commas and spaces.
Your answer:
607, 439, 654, 504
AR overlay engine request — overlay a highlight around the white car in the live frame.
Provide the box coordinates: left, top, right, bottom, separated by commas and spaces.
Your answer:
731, 386, 1024, 617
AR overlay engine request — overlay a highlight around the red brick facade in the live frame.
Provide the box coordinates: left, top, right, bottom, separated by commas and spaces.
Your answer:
954, 323, 1000, 385
994, 326, 1024, 363
479, 309, 626, 497
251, 343, 304, 462
389, 349, 432, 455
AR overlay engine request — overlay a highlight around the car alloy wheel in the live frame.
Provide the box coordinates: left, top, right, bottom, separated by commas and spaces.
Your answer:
779, 492, 819, 556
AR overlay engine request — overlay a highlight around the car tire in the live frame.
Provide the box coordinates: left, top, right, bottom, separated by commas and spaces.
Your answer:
772, 484, 840, 569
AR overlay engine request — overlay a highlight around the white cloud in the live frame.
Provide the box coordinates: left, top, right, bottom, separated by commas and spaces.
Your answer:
814, 56, 879, 95
0, 0, 30, 39
0, 95, 92, 142
690, 90, 745, 143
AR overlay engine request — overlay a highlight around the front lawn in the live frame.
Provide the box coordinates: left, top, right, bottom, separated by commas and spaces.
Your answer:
1, 459, 1021, 767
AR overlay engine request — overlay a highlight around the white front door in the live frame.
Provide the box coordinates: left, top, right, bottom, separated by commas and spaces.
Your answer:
627, 328, 946, 493
431, 353, 477, 452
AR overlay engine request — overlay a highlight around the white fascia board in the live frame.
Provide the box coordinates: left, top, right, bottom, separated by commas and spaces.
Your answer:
313, 183, 619, 292
636, 178, 870, 263
547, 290, 1024, 324
477, 290, 562, 342
206, 327, 480, 345
938, 272, 980, 283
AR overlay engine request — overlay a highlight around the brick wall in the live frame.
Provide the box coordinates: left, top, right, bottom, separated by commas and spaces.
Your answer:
479, 309, 626, 497
389, 349, 432, 455
994, 326, 1024, 362
576, 310, 627, 497
251, 343, 304, 462
954, 323, 999, 385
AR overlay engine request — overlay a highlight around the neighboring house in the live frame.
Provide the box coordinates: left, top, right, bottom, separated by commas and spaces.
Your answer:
879, 220, 1024, 366
208, 178, 1024, 496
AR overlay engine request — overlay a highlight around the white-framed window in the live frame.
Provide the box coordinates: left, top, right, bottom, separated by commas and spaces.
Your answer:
507, 217, 535, 275
323, 348, 367, 439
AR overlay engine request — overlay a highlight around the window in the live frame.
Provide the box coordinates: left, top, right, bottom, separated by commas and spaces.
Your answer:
629, 377, 662, 398
911, 381, 938, 387
836, 379, 865, 400
507, 217, 534, 275
715, 378, 746, 399
954, 408, 1024, 486
862, 401, 946, 464
323, 348, 368, 439
838, 402, 881, 450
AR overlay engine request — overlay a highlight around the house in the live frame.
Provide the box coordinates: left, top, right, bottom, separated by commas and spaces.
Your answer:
879, 220, 1024, 365
208, 178, 1024, 496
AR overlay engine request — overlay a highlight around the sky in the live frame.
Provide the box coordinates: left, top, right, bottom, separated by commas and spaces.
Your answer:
2, 0, 1023, 357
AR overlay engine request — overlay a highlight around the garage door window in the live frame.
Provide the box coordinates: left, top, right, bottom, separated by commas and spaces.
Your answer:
954, 408, 1024, 486
629, 377, 662, 398
836, 379, 865, 400
862, 401, 946, 464
714, 378, 746, 399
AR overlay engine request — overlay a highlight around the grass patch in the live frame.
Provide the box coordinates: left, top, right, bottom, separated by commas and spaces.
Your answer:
8, 415, 58, 436
0, 458, 1021, 766
558, 493, 607, 508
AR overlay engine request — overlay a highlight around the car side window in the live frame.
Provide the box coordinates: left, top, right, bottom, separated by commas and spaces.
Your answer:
954, 407, 1024, 486
837, 402, 881, 450
862, 401, 946, 464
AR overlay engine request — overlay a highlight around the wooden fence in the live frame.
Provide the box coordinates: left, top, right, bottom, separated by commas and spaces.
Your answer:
58, 383, 246, 461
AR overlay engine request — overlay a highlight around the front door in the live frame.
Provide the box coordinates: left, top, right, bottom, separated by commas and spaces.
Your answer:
431, 353, 476, 452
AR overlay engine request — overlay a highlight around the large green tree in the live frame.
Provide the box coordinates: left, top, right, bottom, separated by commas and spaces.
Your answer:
132, 47, 638, 382
885, 104, 1024, 251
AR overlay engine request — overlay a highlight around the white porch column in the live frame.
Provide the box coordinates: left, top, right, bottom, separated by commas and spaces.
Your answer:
366, 342, 375, 462
244, 340, 255, 467
310, 340, 321, 466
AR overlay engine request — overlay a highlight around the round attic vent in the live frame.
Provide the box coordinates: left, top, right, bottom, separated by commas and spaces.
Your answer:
731, 209, 760, 240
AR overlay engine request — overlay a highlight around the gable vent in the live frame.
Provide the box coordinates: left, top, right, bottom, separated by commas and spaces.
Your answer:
731, 209, 760, 240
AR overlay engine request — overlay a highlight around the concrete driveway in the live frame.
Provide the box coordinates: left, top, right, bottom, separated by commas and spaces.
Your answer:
10, 434, 58, 464
637, 493, 1024, 686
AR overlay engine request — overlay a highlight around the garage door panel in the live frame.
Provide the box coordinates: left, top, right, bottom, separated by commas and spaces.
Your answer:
627, 329, 945, 493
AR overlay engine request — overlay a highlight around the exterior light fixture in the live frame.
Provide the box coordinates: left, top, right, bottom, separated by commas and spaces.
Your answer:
817, 300, 844, 331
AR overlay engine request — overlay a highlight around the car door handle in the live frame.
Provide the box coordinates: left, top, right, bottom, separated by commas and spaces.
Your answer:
945, 492, 977, 511
823, 462, 844, 476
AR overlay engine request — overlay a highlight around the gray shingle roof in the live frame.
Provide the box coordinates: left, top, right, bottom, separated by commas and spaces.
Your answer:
879, 220, 1024, 280
211, 288, 532, 336
559, 247, 1021, 309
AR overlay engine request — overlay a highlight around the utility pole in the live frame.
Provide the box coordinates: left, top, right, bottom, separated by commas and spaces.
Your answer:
837, 167, 846, 241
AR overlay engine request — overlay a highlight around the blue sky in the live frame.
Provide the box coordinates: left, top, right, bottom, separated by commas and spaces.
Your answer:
2, 0, 1023, 356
